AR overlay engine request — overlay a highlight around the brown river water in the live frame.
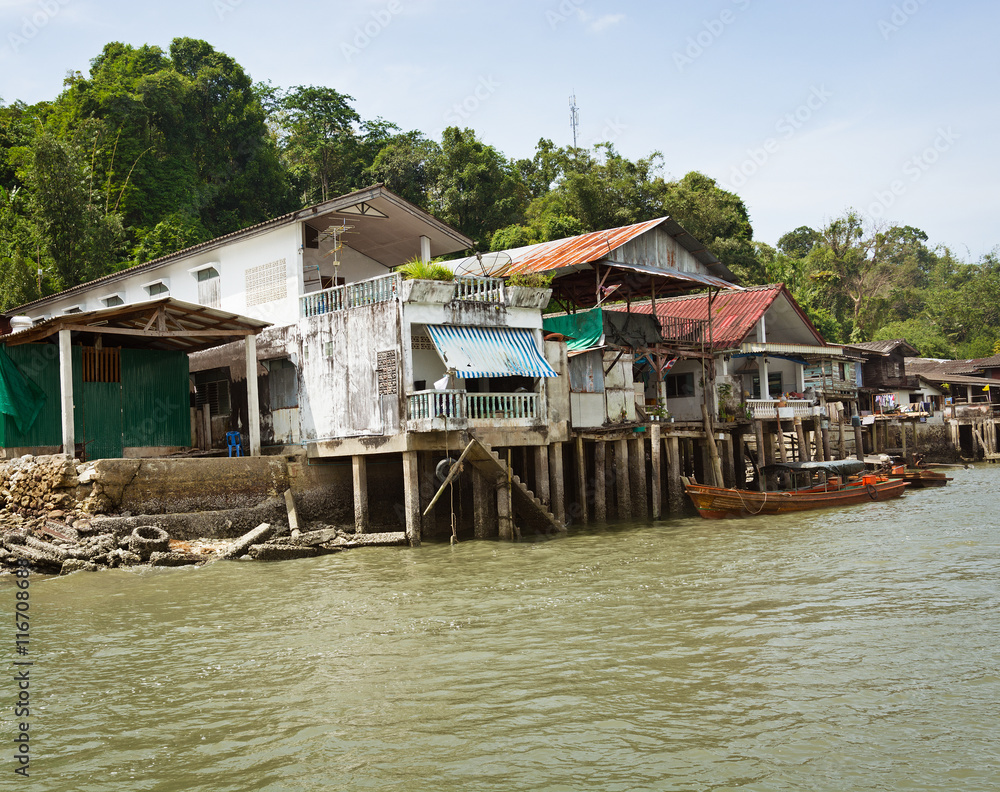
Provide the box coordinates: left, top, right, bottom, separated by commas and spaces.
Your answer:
4, 464, 999, 791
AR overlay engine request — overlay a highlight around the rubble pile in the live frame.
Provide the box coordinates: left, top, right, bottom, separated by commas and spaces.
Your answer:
0, 453, 408, 575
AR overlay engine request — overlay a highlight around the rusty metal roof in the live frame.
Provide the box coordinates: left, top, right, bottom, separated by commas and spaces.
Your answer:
848, 339, 920, 357
622, 284, 823, 350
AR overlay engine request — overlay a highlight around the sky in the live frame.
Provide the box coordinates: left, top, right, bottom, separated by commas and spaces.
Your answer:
1, 0, 997, 260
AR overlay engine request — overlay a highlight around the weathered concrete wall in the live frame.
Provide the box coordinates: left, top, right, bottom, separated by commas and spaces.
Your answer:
93, 457, 290, 514
287, 454, 407, 529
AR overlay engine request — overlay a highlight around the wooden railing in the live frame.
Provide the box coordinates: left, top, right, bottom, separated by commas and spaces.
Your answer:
658, 315, 709, 346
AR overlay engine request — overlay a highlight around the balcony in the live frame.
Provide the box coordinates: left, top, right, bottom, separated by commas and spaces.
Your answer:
299, 273, 515, 318
407, 389, 541, 432
747, 399, 816, 420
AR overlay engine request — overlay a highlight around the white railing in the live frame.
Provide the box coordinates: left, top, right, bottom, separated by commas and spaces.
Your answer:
407, 390, 540, 424
300, 273, 400, 317
453, 276, 504, 303
747, 399, 815, 419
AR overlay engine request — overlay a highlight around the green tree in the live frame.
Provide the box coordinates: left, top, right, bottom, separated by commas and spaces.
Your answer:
365, 131, 442, 210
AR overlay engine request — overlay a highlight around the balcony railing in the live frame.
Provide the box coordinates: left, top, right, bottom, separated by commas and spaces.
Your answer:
658, 315, 709, 347
300, 273, 400, 317
747, 399, 815, 419
300, 273, 510, 317
407, 389, 540, 427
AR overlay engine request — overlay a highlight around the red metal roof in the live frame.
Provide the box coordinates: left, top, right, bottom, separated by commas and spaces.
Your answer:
623, 284, 822, 349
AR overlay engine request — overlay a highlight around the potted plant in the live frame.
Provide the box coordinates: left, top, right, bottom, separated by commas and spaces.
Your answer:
505, 271, 554, 308
396, 257, 457, 303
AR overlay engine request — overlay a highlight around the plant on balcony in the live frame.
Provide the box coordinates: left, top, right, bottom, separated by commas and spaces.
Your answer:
507, 271, 554, 288
397, 257, 454, 281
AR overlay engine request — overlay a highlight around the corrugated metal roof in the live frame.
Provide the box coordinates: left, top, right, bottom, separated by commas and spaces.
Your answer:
625, 284, 788, 349
426, 325, 558, 378
848, 339, 920, 356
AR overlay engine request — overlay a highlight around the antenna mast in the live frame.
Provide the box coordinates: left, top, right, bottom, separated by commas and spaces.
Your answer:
569, 93, 579, 148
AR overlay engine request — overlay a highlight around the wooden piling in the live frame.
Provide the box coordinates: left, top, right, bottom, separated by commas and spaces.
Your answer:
650, 423, 662, 519
630, 437, 647, 519
666, 435, 685, 514
795, 419, 809, 462
753, 420, 767, 491
700, 403, 724, 487
615, 438, 631, 520
575, 436, 589, 525
549, 442, 566, 525
854, 424, 866, 461
775, 420, 789, 463
594, 440, 607, 522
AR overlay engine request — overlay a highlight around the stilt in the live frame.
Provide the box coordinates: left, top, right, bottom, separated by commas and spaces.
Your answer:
575, 435, 589, 525
402, 450, 421, 546
732, 427, 746, 488
472, 467, 497, 539
497, 473, 514, 541
701, 403, 724, 487
418, 452, 440, 539
901, 420, 908, 461
352, 455, 369, 533
534, 446, 550, 507
838, 416, 846, 459
549, 442, 566, 525
821, 425, 831, 461
795, 419, 809, 462
721, 433, 735, 487
650, 424, 662, 519
753, 420, 767, 491
615, 438, 631, 520
812, 416, 824, 460
775, 420, 789, 462
854, 424, 866, 461
629, 437, 647, 519
666, 435, 685, 514
594, 440, 607, 522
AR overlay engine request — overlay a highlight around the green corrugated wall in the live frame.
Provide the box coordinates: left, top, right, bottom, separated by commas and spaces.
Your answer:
1, 343, 191, 459
121, 348, 190, 448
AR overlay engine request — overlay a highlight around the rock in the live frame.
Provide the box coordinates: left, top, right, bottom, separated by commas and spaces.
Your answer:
148, 551, 205, 567
60, 559, 99, 574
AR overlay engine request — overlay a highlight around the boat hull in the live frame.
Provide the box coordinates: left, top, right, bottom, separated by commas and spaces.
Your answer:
887, 469, 951, 488
685, 479, 908, 519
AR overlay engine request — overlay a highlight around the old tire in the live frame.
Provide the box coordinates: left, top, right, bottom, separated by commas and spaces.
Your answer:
129, 526, 170, 558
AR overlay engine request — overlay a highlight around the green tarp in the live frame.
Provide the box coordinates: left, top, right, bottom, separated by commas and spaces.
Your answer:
543, 307, 662, 351
0, 345, 46, 434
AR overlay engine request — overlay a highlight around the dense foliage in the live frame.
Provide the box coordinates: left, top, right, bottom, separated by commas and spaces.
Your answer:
1, 39, 997, 356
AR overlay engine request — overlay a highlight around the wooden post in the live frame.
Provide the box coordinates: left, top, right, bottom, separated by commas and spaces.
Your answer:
731, 428, 745, 489
666, 435, 685, 514
575, 436, 589, 524
402, 450, 421, 546
795, 419, 809, 462
754, 419, 767, 491
721, 433, 735, 487
534, 446, 550, 507
838, 415, 846, 459
549, 442, 566, 525
58, 328, 74, 456
352, 455, 369, 533
700, 403, 724, 487
854, 424, 866, 461
201, 404, 212, 451
821, 425, 832, 462
812, 416, 824, 460
630, 437, 647, 519
775, 420, 789, 463
244, 333, 261, 456
615, 438, 631, 520
594, 440, 607, 522
901, 420, 908, 461
650, 424, 662, 520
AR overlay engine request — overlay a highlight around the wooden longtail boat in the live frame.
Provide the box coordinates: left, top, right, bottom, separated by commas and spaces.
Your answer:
685, 459, 908, 519
886, 467, 951, 488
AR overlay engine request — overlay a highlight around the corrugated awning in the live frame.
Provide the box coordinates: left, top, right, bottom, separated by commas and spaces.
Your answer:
426, 325, 558, 378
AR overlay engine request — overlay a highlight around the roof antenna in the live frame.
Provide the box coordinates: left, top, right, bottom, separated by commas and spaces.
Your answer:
569, 93, 579, 148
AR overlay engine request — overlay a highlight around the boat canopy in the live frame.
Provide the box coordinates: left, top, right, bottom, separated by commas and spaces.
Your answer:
763, 459, 866, 477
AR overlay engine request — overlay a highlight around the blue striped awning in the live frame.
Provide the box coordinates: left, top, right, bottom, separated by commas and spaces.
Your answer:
425, 325, 558, 378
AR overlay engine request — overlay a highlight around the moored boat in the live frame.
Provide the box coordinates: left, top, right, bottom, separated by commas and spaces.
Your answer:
685, 459, 908, 519
885, 467, 951, 488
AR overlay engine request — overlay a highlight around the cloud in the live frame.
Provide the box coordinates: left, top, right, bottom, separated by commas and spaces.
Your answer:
585, 12, 624, 32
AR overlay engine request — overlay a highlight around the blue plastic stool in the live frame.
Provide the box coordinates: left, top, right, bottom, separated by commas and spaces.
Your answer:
226, 431, 243, 457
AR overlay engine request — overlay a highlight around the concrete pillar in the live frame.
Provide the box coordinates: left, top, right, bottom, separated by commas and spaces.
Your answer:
629, 437, 647, 520
650, 424, 662, 519
666, 435, 685, 514
497, 474, 514, 541
418, 453, 439, 538
352, 455, 369, 533
594, 440, 607, 522
59, 329, 74, 456
615, 438, 631, 520
533, 445, 551, 507
575, 436, 589, 525
472, 468, 497, 539
548, 442, 566, 525
402, 450, 421, 546
245, 333, 261, 456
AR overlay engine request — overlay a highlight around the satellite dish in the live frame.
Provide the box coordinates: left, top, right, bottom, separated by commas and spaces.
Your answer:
451, 251, 513, 278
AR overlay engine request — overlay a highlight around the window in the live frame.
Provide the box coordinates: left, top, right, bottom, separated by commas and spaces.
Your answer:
102, 295, 124, 307
665, 372, 695, 398
193, 368, 231, 416
195, 266, 221, 308
838, 362, 846, 381
267, 358, 298, 409
145, 281, 169, 297
750, 373, 783, 399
